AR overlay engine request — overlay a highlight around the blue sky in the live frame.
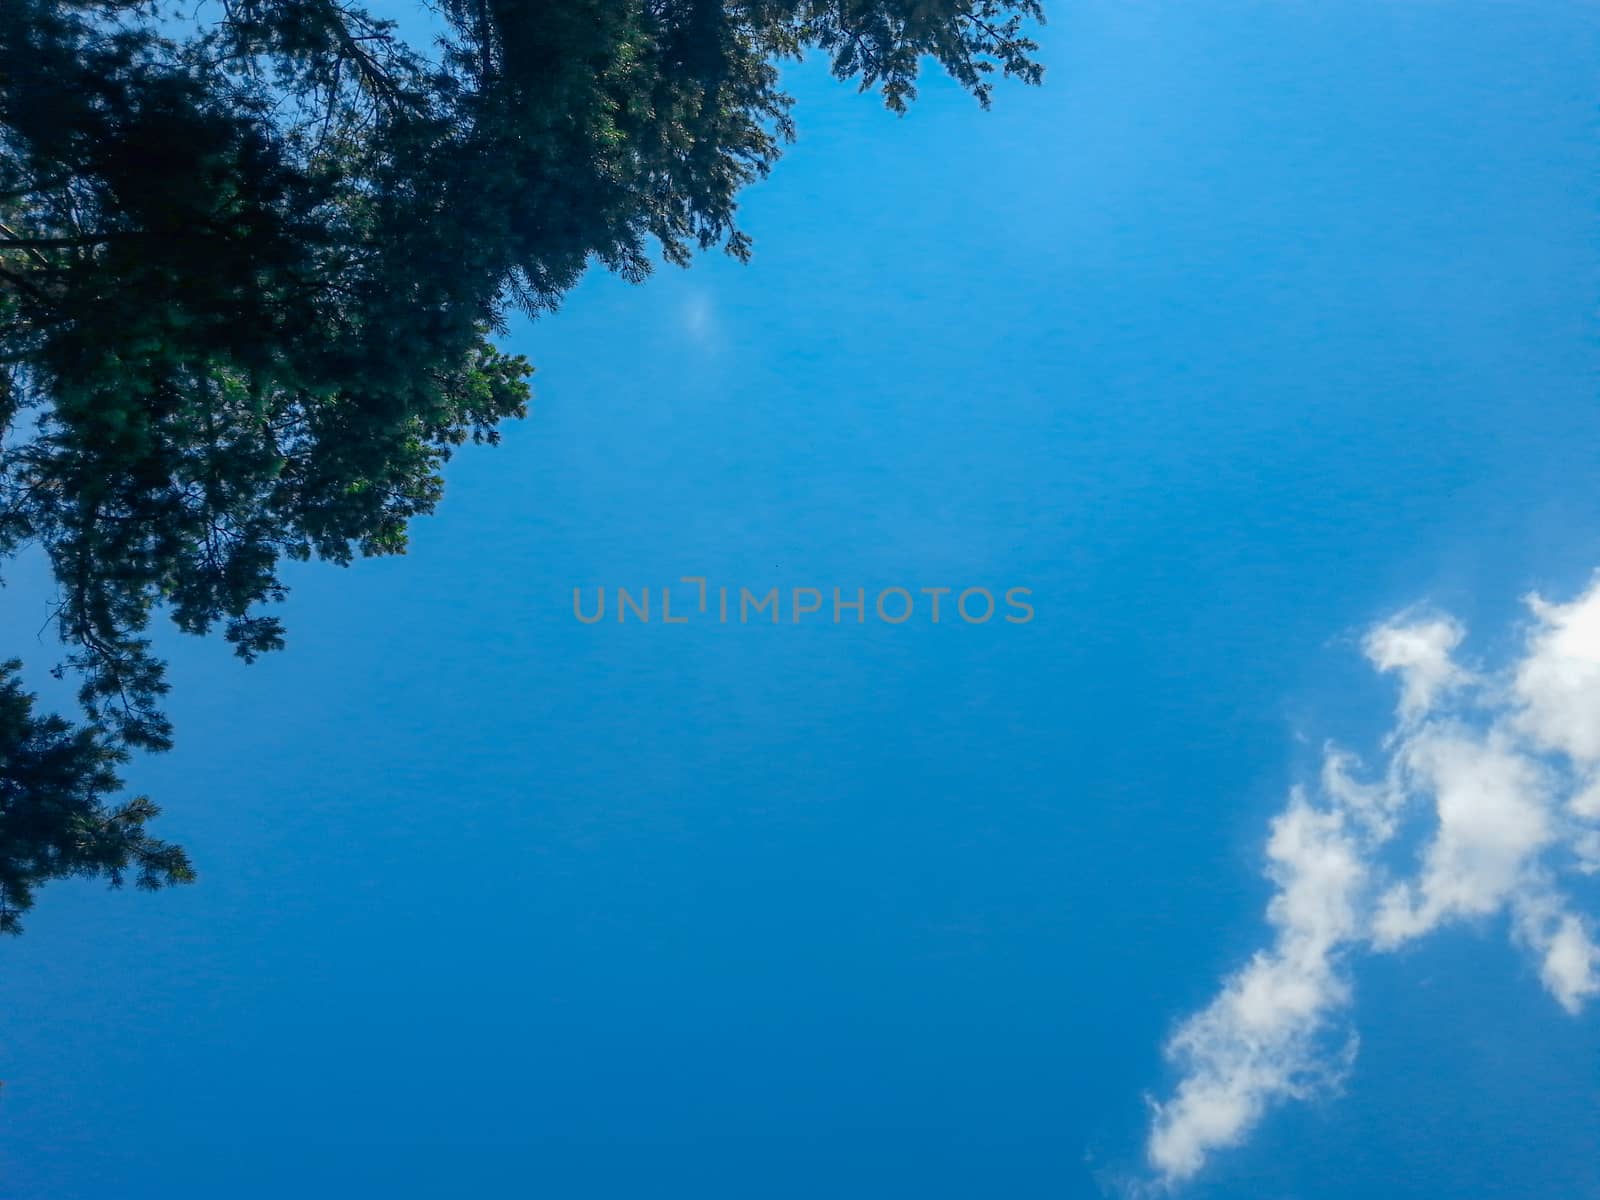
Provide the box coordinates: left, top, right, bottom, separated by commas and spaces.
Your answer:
4, 2, 1600, 1197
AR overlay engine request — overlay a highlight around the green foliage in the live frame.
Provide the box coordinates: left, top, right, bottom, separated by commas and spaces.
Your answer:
0, 0, 1043, 926
0, 660, 193, 933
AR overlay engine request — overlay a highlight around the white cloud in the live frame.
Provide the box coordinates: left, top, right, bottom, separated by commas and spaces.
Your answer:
1363, 613, 1469, 720
1144, 577, 1600, 1185
1514, 580, 1600, 763
1146, 796, 1364, 1181
1513, 894, 1600, 1015
1372, 729, 1551, 946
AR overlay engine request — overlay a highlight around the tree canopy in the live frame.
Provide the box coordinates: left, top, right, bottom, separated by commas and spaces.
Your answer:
0, 0, 1043, 930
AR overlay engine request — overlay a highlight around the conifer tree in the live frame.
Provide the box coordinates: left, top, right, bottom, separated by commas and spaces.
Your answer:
0, 0, 1043, 928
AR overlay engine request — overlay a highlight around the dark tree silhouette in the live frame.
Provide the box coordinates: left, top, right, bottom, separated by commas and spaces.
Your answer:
0, 0, 1044, 929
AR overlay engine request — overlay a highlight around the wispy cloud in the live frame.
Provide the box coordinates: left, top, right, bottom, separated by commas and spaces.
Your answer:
1143, 576, 1600, 1185
680, 290, 715, 342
